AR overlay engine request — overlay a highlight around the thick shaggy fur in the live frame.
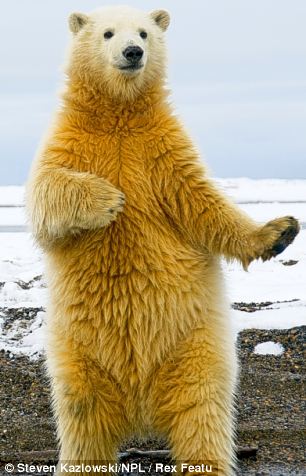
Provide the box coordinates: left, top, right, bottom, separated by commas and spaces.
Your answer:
26, 6, 299, 476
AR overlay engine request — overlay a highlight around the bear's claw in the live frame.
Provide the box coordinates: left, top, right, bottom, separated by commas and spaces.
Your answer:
261, 216, 300, 261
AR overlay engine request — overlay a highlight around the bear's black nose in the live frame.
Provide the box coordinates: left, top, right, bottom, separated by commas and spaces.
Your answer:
123, 46, 143, 63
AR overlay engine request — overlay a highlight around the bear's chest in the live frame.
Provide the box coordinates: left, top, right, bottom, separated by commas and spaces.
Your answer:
68, 129, 162, 202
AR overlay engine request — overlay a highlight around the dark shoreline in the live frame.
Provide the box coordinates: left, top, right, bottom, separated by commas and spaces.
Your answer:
0, 318, 305, 475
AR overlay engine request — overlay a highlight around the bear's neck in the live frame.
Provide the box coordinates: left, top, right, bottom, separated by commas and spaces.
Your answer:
61, 75, 171, 127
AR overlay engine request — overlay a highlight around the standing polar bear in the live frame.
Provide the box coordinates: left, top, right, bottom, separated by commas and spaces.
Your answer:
27, 6, 299, 475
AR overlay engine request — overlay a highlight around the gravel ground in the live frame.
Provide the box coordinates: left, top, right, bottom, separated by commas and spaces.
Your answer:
236, 326, 305, 475
0, 306, 305, 476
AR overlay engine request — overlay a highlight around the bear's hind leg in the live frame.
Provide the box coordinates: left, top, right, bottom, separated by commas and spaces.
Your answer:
48, 349, 128, 475
151, 323, 237, 476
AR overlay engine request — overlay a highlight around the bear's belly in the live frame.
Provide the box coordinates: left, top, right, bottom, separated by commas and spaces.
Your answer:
46, 215, 223, 381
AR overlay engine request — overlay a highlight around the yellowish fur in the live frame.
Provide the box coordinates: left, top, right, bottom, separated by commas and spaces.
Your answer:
26, 6, 299, 476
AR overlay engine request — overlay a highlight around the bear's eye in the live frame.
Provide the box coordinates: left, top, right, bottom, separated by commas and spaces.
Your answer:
140, 31, 147, 39
104, 31, 114, 40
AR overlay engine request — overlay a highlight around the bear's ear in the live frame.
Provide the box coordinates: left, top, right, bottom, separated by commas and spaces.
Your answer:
69, 12, 89, 34
150, 10, 170, 32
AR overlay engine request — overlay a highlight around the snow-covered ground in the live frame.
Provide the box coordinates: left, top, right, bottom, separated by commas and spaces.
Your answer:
253, 341, 284, 356
0, 178, 305, 358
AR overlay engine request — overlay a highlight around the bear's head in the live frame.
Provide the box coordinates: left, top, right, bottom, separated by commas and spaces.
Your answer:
67, 6, 170, 101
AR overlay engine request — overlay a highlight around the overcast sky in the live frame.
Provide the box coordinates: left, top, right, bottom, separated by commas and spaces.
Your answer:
0, 0, 306, 184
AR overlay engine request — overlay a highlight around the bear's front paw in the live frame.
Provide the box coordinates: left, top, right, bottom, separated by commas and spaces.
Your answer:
104, 190, 125, 224
81, 179, 125, 230
93, 187, 125, 228
255, 216, 300, 262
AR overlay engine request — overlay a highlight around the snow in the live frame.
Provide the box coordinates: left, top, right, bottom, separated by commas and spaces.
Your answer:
0, 186, 24, 206
225, 234, 306, 303
0, 207, 26, 226
0, 233, 45, 308
0, 178, 305, 358
216, 178, 306, 203
254, 341, 284, 356
232, 304, 306, 334
239, 202, 306, 226
0, 310, 46, 358
18, 311, 46, 356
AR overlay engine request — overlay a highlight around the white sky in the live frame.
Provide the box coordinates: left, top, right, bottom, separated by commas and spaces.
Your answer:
0, 0, 306, 184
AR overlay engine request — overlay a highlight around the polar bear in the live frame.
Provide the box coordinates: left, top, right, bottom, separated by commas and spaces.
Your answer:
26, 5, 299, 475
